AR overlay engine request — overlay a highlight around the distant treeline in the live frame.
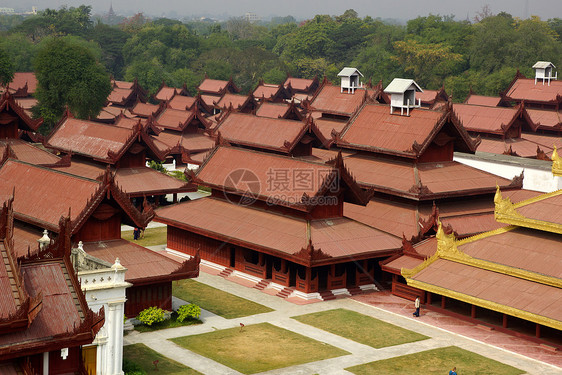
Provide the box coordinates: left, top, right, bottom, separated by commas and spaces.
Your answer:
1, 6, 562, 100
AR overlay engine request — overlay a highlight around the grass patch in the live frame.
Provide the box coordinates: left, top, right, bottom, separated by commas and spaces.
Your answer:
346, 346, 524, 374
123, 343, 202, 375
170, 322, 349, 374
122, 226, 167, 247
292, 308, 428, 348
173, 279, 273, 319
134, 312, 202, 333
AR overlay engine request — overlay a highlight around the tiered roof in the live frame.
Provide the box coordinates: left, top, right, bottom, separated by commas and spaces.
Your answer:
197, 77, 240, 95
453, 103, 527, 135
309, 83, 369, 117
503, 72, 562, 107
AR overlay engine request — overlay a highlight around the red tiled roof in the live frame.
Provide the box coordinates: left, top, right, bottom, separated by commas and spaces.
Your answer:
342, 154, 513, 199
114, 167, 195, 196
505, 77, 562, 103
12, 223, 42, 258
0, 139, 60, 165
310, 85, 366, 115
155, 86, 177, 102
196, 147, 337, 206
453, 103, 519, 134
215, 112, 307, 152
410, 258, 562, 322
8, 72, 37, 94
413, 237, 437, 257
513, 191, 562, 227
169, 95, 196, 110
131, 102, 159, 117
57, 159, 107, 180
521, 132, 562, 151
441, 213, 506, 236
82, 239, 185, 282
0, 160, 100, 230
464, 94, 502, 107
417, 89, 444, 105
156, 197, 400, 261
384, 255, 424, 272
113, 80, 133, 89
215, 93, 249, 109
0, 260, 84, 350
339, 104, 447, 155
47, 117, 134, 161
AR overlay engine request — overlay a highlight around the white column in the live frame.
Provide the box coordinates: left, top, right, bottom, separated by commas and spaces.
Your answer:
43, 352, 49, 375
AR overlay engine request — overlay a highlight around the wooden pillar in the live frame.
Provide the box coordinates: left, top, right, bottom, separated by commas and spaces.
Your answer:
536, 324, 541, 338
258, 252, 264, 266
471, 305, 477, 319
441, 296, 446, 309
427, 292, 432, 305
173, 193, 177, 203
281, 259, 287, 273
502, 314, 508, 328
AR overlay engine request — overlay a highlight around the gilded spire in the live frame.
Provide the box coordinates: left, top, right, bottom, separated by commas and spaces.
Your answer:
552, 146, 562, 176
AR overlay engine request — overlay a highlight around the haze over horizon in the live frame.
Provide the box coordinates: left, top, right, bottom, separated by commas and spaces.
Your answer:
5, 0, 562, 22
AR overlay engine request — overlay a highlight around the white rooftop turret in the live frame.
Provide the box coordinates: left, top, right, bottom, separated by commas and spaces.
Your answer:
384, 78, 423, 116
338, 67, 363, 94
37, 229, 50, 250
533, 61, 557, 86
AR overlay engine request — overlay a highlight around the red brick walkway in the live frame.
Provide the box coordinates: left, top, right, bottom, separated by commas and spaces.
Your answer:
352, 291, 562, 368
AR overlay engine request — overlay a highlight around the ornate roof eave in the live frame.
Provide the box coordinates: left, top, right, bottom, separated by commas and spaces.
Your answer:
0, 91, 42, 131
326, 151, 374, 206
552, 146, 562, 176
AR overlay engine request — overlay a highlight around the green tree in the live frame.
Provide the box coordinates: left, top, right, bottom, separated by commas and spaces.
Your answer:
0, 33, 38, 71
91, 23, 130, 79
34, 37, 111, 129
0, 46, 14, 86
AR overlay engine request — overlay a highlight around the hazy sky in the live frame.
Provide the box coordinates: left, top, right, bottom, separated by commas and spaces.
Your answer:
8, 0, 562, 21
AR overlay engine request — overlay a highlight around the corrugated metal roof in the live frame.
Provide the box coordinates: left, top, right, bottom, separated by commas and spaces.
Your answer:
0, 241, 18, 319
155, 86, 177, 101
384, 78, 422, 94
314, 118, 347, 141
284, 77, 315, 92
256, 102, 290, 118
464, 94, 502, 107
132, 102, 158, 117
8, 72, 37, 94
310, 85, 366, 115
0, 160, 100, 229
253, 84, 281, 99
459, 227, 562, 278
0, 261, 83, 349
454, 103, 519, 134
198, 79, 229, 94
340, 104, 443, 154
532, 61, 555, 69
169, 95, 196, 110
155, 108, 192, 131
0, 139, 61, 165
115, 167, 193, 195
108, 87, 133, 103
506, 78, 562, 103
515, 192, 562, 227
411, 259, 562, 322
47, 117, 133, 160
197, 147, 335, 205
525, 108, 561, 129
215, 113, 306, 152
156, 197, 400, 259
384, 255, 424, 271
155, 131, 214, 153
82, 239, 183, 281
476, 137, 545, 158
58, 160, 106, 180
215, 93, 249, 109
337, 67, 363, 77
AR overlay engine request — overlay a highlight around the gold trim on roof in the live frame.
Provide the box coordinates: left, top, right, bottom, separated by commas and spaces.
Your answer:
401, 222, 561, 288
494, 186, 562, 234
406, 278, 562, 331
552, 145, 562, 176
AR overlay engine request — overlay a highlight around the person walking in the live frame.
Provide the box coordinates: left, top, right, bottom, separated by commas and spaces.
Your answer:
449, 366, 458, 375
413, 296, 420, 317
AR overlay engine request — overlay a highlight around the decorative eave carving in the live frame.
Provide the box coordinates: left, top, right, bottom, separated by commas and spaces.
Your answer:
494, 186, 524, 222
508, 171, 524, 188
292, 238, 331, 264
172, 250, 200, 276
536, 146, 550, 161
552, 146, 562, 176
408, 179, 433, 196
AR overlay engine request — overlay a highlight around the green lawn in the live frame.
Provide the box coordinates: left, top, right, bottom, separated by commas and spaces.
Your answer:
292, 308, 428, 348
173, 279, 273, 319
123, 343, 202, 375
122, 226, 167, 247
170, 322, 349, 374
345, 346, 525, 375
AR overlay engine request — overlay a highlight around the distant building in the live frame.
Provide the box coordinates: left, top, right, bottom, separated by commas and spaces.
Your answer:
244, 12, 259, 22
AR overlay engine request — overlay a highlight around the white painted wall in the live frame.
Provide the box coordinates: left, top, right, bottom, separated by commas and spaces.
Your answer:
454, 152, 562, 193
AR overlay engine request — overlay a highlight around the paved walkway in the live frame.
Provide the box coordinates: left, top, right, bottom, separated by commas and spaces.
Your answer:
124, 269, 561, 375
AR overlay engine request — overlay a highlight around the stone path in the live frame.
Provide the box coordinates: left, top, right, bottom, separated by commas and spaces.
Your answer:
124, 269, 561, 375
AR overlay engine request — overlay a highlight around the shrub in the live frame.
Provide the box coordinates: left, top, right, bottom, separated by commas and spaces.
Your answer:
177, 303, 201, 322
137, 306, 166, 326
122, 357, 146, 375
